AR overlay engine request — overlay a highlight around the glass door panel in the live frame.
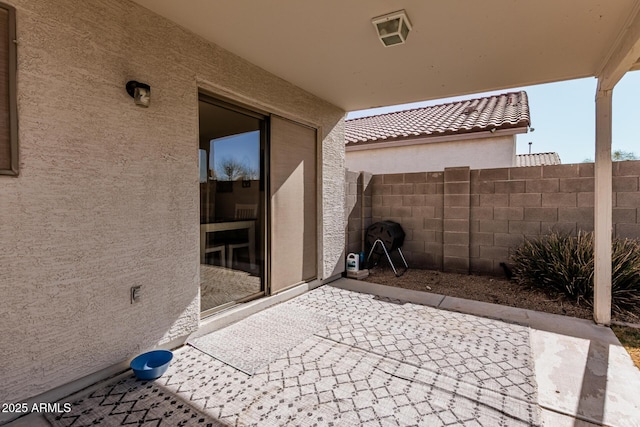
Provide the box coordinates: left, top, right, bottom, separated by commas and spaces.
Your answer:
199, 97, 265, 315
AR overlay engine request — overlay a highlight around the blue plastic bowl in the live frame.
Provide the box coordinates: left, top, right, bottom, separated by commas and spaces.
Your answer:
130, 350, 173, 380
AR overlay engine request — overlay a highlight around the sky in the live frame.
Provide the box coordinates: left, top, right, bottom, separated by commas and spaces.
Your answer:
210, 131, 260, 178
347, 71, 640, 165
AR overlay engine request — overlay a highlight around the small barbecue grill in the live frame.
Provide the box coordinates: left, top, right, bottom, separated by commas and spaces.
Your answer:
365, 221, 408, 276
366, 221, 405, 252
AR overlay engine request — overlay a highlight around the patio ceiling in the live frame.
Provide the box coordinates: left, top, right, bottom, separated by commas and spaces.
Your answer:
132, 0, 640, 111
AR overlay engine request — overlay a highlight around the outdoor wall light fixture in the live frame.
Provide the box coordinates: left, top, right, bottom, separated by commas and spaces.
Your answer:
372, 10, 412, 47
126, 80, 151, 107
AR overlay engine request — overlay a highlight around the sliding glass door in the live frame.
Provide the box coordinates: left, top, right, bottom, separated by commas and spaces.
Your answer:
198, 96, 265, 315
198, 95, 319, 314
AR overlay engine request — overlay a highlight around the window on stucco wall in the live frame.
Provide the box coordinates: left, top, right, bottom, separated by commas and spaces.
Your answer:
0, 2, 17, 176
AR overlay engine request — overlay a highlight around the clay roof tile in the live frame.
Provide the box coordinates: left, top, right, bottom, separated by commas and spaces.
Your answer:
346, 91, 531, 146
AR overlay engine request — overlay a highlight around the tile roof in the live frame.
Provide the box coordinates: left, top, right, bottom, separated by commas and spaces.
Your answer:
516, 152, 562, 167
346, 91, 530, 145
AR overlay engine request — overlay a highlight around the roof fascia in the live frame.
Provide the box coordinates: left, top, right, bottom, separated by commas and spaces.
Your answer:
345, 127, 525, 152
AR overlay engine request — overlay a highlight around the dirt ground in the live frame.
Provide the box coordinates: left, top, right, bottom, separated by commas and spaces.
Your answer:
362, 266, 640, 325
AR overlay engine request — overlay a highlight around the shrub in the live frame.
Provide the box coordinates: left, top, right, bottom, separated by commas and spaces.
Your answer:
511, 232, 640, 315
611, 238, 640, 314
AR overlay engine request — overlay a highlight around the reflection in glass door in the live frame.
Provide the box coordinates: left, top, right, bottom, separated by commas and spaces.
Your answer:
199, 96, 265, 315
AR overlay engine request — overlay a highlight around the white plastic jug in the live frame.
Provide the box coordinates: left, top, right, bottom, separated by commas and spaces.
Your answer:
346, 253, 359, 272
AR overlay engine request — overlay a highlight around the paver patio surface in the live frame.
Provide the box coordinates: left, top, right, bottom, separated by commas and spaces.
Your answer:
11, 278, 640, 426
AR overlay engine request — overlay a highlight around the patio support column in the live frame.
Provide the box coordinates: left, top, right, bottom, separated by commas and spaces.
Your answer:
593, 86, 613, 325
592, 5, 640, 324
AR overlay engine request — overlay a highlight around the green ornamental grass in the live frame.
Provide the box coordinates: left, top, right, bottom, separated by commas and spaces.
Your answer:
511, 232, 640, 315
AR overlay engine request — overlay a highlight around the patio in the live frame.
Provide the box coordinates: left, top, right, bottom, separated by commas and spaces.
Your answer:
13, 279, 640, 427
5, 1, 640, 413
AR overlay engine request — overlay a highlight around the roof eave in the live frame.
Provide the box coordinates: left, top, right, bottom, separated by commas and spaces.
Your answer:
345, 126, 527, 151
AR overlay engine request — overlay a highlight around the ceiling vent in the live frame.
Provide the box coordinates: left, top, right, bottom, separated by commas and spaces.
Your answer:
372, 10, 412, 47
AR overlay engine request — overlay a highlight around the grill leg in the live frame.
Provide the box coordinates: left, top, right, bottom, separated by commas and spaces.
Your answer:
366, 239, 385, 266
395, 247, 409, 277
366, 239, 408, 277
397, 247, 409, 269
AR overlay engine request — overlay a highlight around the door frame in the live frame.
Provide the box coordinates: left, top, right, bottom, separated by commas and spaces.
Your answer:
198, 92, 269, 316
197, 87, 324, 307
268, 114, 320, 294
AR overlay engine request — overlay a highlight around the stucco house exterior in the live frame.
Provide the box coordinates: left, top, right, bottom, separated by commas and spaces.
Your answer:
0, 0, 346, 410
1, 0, 639, 417
345, 92, 531, 174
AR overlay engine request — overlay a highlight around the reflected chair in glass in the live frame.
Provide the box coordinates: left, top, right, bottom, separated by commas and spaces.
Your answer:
227, 203, 258, 269
204, 243, 226, 268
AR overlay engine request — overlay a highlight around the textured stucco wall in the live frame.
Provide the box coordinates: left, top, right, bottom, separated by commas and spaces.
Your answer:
0, 0, 345, 402
345, 135, 516, 174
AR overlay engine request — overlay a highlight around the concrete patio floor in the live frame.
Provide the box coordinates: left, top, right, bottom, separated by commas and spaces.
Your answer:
9, 278, 640, 427
338, 279, 640, 426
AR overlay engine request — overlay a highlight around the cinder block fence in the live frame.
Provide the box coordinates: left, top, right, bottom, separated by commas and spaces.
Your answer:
346, 161, 640, 275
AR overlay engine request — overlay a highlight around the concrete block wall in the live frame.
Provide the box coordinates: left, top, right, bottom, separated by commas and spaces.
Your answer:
443, 168, 471, 273
345, 171, 372, 256
369, 171, 445, 270
348, 160, 640, 275
345, 170, 359, 255
613, 161, 640, 238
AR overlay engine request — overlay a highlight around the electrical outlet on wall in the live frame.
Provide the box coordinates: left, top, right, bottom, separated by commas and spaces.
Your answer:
131, 285, 142, 304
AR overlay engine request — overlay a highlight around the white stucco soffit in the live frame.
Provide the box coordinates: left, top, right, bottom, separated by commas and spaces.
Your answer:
132, 0, 639, 110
